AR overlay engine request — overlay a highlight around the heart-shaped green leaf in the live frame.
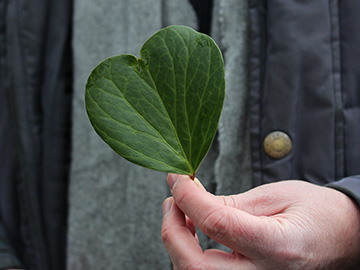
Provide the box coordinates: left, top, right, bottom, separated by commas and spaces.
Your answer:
85, 25, 225, 177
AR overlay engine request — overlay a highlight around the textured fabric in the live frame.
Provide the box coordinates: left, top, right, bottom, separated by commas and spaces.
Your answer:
0, 50, 22, 269
338, 0, 360, 177
327, 176, 360, 206
189, 0, 213, 35
212, 0, 252, 195
250, 0, 337, 184
327, 0, 360, 207
249, 0, 360, 186
0, 222, 23, 269
0, 7, 22, 265
0, 0, 73, 269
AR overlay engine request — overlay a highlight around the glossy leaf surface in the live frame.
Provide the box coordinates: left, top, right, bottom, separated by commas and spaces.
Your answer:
85, 25, 225, 176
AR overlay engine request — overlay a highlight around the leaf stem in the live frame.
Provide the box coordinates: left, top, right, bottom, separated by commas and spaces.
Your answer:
190, 172, 195, 180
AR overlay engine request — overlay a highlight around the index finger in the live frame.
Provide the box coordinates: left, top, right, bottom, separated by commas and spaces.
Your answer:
161, 197, 203, 267
167, 174, 275, 258
161, 197, 255, 270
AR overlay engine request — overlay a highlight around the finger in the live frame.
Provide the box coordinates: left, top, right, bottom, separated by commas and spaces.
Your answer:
161, 197, 203, 267
185, 216, 196, 237
162, 196, 259, 269
185, 216, 200, 243
167, 174, 276, 258
162, 198, 254, 269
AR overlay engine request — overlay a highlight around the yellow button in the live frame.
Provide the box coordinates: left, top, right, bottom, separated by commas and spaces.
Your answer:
264, 131, 292, 159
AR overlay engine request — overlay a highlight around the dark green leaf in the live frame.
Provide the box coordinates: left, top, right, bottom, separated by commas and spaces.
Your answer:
85, 25, 225, 176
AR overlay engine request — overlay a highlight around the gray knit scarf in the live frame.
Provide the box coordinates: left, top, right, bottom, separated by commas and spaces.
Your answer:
67, 0, 250, 268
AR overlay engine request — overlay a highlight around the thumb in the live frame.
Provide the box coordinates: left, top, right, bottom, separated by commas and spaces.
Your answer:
167, 174, 276, 258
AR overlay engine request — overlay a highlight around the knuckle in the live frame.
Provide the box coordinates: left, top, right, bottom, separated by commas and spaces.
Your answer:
217, 195, 236, 208
174, 188, 190, 207
200, 207, 230, 240
161, 226, 173, 245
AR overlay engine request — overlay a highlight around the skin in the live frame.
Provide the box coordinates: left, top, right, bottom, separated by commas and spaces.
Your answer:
162, 174, 360, 270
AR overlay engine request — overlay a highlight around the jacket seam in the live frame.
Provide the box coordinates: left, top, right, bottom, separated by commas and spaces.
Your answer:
329, 0, 345, 180
249, 0, 267, 186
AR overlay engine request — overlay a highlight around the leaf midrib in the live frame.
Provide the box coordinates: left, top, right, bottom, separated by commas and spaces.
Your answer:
160, 30, 194, 165
139, 48, 195, 174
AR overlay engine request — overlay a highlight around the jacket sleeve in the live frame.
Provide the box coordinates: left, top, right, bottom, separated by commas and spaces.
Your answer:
0, 221, 23, 270
326, 176, 360, 206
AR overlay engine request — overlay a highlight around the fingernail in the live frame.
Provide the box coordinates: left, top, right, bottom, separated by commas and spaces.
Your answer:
167, 173, 178, 191
162, 198, 173, 216
194, 177, 206, 191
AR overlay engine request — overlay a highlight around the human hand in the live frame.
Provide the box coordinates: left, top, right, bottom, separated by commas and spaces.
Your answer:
162, 174, 360, 270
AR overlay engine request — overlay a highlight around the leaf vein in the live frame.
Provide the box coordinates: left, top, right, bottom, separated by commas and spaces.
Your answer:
88, 87, 190, 166
90, 117, 190, 174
